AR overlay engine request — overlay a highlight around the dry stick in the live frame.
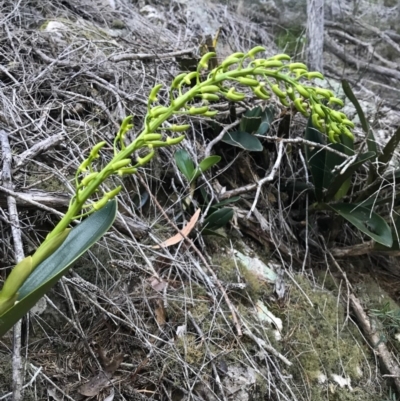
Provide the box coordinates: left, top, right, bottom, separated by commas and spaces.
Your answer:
329, 29, 398, 70
109, 47, 196, 63
13, 133, 65, 169
355, 18, 400, 55
247, 141, 284, 218
218, 136, 352, 201
1, 130, 25, 401
0, 186, 148, 238
324, 34, 400, 81
137, 175, 242, 336
0, 366, 42, 400
329, 254, 400, 392
187, 311, 228, 401
204, 120, 240, 158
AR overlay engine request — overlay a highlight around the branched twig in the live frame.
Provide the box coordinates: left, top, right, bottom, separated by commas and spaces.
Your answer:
247, 141, 284, 218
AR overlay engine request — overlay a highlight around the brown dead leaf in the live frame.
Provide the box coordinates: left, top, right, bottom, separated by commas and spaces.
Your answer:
154, 298, 167, 325
78, 371, 111, 397
78, 349, 124, 397
149, 276, 167, 292
152, 209, 201, 249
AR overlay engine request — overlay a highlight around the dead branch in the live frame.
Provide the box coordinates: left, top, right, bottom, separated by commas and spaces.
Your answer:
324, 33, 400, 81
1, 129, 25, 401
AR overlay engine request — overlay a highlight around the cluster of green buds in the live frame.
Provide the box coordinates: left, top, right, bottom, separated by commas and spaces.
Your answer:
48, 46, 356, 241
150, 45, 354, 144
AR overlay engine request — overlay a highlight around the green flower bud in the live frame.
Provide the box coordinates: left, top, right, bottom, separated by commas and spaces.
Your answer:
289, 62, 308, 71
166, 124, 191, 132
221, 57, 241, 69
236, 77, 260, 87
90, 141, 107, 159
225, 88, 246, 101
78, 158, 91, 172
230, 52, 245, 59
166, 134, 185, 145
119, 116, 133, 132
312, 103, 325, 118
271, 54, 291, 61
295, 84, 310, 99
247, 46, 266, 58
149, 106, 169, 118
149, 84, 163, 103
328, 97, 344, 107
203, 110, 219, 117
137, 149, 155, 165
271, 84, 287, 98
81, 172, 98, 187
253, 85, 270, 100
261, 60, 284, 68
199, 52, 216, 69
328, 130, 337, 143
312, 113, 324, 131
280, 98, 290, 107
330, 110, 343, 122
144, 140, 166, 148
143, 133, 163, 141
184, 71, 198, 85
293, 69, 309, 79
200, 85, 220, 93
315, 88, 334, 98
286, 86, 296, 101
171, 73, 188, 89
342, 119, 355, 129
93, 197, 109, 211
188, 106, 209, 115
294, 98, 308, 115
106, 185, 122, 200
112, 159, 132, 170
118, 167, 138, 176
306, 72, 324, 80
342, 127, 355, 140
330, 122, 341, 135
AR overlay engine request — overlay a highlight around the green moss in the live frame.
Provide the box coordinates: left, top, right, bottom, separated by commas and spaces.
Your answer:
212, 252, 272, 303
280, 275, 367, 383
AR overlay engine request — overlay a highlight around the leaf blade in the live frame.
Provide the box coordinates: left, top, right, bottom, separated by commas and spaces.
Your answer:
329, 203, 392, 247
0, 200, 118, 337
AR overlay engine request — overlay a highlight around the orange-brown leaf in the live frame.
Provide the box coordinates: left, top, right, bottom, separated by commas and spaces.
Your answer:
153, 209, 200, 249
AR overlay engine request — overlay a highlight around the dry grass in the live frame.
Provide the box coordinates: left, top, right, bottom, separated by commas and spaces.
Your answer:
1, 1, 400, 401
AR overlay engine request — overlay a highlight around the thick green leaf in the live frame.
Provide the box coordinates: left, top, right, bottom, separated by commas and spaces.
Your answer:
326, 151, 376, 200
374, 216, 400, 251
222, 131, 263, 151
203, 208, 234, 230
342, 80, 378, 184
201, 228, 227, 237
342, 80, 377, 155
212, 196, 241, 208
174, 149, 195, 181
378, 126, 400, 170
132, 191, 149, 210
256, 106, 275, 136
329, 203, 392, 247
240, 106, 262, 133
0, 200, 117, 337
193, 155, 221, 179
304, 116, 327, 201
